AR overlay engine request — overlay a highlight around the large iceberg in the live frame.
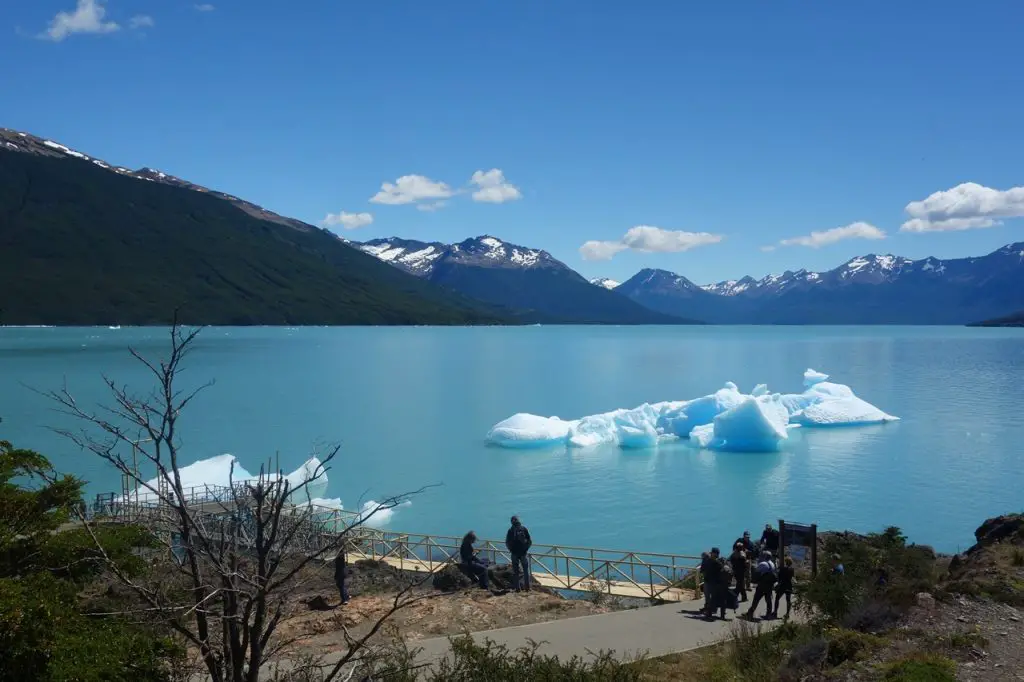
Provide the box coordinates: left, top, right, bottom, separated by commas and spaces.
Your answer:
142, 454, 330, 502
486, 368, 898, 453
131, 453, 409, 527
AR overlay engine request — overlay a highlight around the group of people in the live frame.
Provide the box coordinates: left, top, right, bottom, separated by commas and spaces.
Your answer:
460, 515, 534, 592
699, 523, 795, 622
332, 516, 533, 605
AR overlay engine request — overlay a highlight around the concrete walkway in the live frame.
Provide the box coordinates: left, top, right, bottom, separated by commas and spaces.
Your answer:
321, 598, 788, 672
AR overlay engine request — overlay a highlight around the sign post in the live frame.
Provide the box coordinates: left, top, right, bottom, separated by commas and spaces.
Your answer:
779, 519, 818, 576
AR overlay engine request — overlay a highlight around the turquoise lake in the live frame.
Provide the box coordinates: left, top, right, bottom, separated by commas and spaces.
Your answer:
1, 326, 1022, 555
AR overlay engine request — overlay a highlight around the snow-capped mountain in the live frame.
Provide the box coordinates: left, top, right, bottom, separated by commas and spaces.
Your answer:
356, 236, 559, 278
0, 128, 312, 232
590, 277, 620, 290
622, 244, 1024, 324
355, 236, 694, 324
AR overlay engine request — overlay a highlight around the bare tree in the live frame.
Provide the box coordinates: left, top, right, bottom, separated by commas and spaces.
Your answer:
45, 323, 434, 682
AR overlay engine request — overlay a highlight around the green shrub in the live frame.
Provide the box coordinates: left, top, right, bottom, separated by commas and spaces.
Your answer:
882, 653, 956, 681
1012, 548, 1024, 567
429, 635, 646, 681
825, 628, 886, 666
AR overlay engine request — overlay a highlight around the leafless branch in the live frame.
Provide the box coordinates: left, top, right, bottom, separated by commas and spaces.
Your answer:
42, 322, 433, 682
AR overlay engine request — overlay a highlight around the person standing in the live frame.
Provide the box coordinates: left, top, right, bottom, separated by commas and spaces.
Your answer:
505, 515, 533, 592
760, 523, 780, 554
334, 544, 350, 606
746, 551, 777, 620
772, 556, 795, 619
702, 547, 728, 620
729, 542, 749, 602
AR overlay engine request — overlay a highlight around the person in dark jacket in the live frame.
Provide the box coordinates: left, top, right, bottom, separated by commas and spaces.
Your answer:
760, 523, 780, 554
334, 545, 350, 606
729, 542, 749, 602
701, 547, 728, 620
460, 531, 489, 590
734, 531, 756, 556
772, 556, 795, 619
505, 515, 533, 592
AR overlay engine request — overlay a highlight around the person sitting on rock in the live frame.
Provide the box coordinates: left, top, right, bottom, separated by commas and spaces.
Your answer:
760, 523, 780, 554
505, 515, 533, 592
460, 531, 490, 590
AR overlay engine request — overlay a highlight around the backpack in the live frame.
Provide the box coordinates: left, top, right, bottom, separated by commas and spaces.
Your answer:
510, 525, 529, 551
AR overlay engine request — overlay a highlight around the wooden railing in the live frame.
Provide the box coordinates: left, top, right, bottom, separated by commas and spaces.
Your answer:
90, 490, 704, 602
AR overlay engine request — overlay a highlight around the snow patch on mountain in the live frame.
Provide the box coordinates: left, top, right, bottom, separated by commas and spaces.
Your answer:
591, 278, 621, 290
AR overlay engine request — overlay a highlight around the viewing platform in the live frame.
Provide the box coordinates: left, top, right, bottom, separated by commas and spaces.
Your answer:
85, 484, 706, 602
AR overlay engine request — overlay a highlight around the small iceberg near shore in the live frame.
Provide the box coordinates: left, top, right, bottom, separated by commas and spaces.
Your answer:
134, 453, 408, 527
485, 368, 898, 453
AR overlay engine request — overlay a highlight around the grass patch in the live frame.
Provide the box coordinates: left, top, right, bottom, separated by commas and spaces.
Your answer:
824, 628, 887, 666
881, 653, 956, 681
1012, 548, 1024, 567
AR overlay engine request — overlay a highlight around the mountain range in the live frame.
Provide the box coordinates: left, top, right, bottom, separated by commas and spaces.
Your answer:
352, 237, 690, 324
2, 126, 1022, 326
611, 247, 1024, 324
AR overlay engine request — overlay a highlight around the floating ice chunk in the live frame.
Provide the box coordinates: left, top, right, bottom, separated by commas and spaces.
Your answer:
359, 499, 412, 528
659, 383, 747, 436
486, 413, 575, 448
690, 396, 792, 452
486, 368, 898, 453
567, 404, 660, 448
283, 457, 329, 501
793, 395, 898, 426
803, 369, 830, 387
140, 454, 329, 503
144, 453, 254, 495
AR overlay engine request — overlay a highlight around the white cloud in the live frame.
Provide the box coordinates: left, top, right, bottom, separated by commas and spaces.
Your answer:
579, 225, 723, 261
777, 222, 886, 248
195, 3, 216, 11
369, 175, 454, 206
760, 245, 777, 253
416, 201, 447, 212
579, 240, 628, 261
900, 182, 1024, 233
129, 15, 154, 29
321, 211, 374, 230
41, 0, 119, 42
470, 169, 522, 204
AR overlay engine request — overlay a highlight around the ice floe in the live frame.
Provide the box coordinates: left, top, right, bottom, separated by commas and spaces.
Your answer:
486, 368, 898, 453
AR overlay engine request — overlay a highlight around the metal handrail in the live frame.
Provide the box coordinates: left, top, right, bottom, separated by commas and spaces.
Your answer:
90, 489, 705, 601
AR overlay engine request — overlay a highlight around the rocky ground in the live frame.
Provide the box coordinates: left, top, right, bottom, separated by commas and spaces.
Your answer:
272, 559, 627, 657
902, 594, 1024, 681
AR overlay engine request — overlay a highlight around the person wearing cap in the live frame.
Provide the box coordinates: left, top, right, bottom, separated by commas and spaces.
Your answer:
505, 515, 533, 592
760, 523, 780, 554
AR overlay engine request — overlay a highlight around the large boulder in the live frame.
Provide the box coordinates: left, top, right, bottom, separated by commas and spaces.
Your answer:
432, 563, 476, 592
971, 514, 1024, 551
942, 514, 1024, 605
431, 562, 553, 594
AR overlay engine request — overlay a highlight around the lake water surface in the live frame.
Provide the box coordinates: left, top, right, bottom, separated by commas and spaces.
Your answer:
2, 325, 1022, 555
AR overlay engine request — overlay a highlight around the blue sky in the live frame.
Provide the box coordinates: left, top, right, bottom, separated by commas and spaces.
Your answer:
6, 1, 1024, 284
